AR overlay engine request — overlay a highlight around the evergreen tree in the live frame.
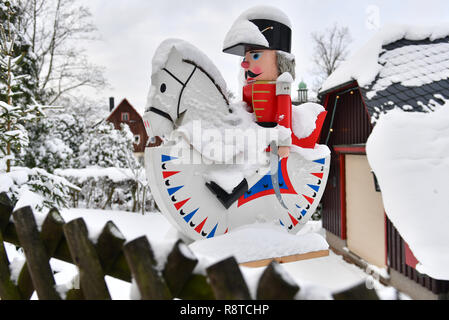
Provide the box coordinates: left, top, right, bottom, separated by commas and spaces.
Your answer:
0, 0, 41, 105
0, 0, 75, 210
0, 0, 42, 172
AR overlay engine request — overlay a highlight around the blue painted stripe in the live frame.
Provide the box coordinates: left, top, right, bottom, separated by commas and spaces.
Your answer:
313, 158, 326, 165
295, 204, 301, 209
167, 186, 183, 196
207, 224, 218, 238
307, 184, 320, 192
161, 155, 177, 162
183, 208, 199, 222
279, 220, 285, 226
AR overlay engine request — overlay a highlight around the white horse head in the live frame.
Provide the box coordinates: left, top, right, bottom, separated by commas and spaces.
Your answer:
143, 39, 231, 142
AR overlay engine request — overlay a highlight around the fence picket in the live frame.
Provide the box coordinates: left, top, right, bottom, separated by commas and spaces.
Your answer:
123, 236, 171, 300
63, 218, 111, 300
163, 239, 198, 297
12, 206, 61, 300
177, 274, 215, 300
95, 221, 126, 273
0, 193, 14, 233
256, 261, 300, 300
206, 256, 251, 300
0, 231, 22, 299
16, 208, 67, 299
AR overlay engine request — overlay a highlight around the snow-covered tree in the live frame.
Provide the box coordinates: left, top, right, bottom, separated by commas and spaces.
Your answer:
22, 112, 84, 171
0, 0, 42, 172
78, 121, 139, 169
0, 1, 75, 210
0, 0, 41, 105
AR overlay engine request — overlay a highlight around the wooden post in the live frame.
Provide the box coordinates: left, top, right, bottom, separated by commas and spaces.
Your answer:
163, 239, 198, 297
16, 208, 66, 299
12, 206, 60, 300
123, 236, 171, 300
0, 193, 21, 299
256, 261, 299, 300
40, 208, 66, 254
206, 256, 251, 300
0, 192, 14, 233
332, 282, 379, 300
95, 221, 126, 273
63, 218, 111, 300
0, 231, 22, 299
178, 274, 215, 300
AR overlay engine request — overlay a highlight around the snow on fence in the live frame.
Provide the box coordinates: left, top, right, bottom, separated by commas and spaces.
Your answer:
0, 192, 377, 300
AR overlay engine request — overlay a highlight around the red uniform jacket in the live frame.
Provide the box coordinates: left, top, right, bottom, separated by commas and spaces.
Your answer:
243, 81, 327, 149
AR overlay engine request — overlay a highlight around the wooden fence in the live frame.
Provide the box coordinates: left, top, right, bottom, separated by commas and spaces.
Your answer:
0, 192, 378, 300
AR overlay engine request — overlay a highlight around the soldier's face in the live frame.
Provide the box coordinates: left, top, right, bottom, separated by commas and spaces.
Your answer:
241, 49, 278, 83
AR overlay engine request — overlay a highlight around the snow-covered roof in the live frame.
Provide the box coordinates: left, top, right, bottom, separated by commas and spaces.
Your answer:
319, 24, 449, 123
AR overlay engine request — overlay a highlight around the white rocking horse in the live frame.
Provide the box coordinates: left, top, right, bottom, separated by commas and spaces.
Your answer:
143, 39, 330, 241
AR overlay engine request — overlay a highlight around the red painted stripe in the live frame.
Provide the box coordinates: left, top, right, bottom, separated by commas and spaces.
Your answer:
339, 154, 347, 240
311, 172, 324, 179
334, 146, 366, 154
163, 171, 180, 179
288, 213, 298, 226
195, 218, 208, 233
404, 241, 419, 269
174, 198, 190, 210
303, 195, 314, 205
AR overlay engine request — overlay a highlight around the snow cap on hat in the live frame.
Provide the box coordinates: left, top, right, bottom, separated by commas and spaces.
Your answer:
223, 6, 292, 56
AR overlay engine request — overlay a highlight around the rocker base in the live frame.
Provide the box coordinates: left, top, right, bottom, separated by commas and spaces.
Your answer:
240, 249, 330, 268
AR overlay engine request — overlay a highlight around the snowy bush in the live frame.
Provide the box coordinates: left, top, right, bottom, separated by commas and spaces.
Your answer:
78, 122, 138, 169
0, 166, 79, 211
22, 112, 84, 171
56, 167, 156, 213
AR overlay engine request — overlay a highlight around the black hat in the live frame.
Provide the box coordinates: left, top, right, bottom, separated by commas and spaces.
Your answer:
223, 18, 292, 57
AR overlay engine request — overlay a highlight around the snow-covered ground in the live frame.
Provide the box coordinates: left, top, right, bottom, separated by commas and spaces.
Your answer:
5, 208, 407, 300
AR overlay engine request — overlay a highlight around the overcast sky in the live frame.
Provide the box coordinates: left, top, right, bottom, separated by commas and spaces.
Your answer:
78, 0, 449, 114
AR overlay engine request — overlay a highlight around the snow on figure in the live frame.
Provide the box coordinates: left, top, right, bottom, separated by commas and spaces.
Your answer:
143, 6, 331, 242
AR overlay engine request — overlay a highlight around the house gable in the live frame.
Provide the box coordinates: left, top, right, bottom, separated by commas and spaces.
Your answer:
106, 98, 148, 153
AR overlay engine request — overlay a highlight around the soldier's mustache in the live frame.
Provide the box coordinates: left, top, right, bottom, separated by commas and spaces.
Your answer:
245, 70, 262, 79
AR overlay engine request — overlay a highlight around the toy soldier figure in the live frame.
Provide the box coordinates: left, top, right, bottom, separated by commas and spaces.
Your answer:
223, 11, 296, 159
223, 9, 326, 156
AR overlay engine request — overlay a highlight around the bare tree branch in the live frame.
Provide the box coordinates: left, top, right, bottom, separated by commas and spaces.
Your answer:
310, 23, 352, 92
14, 0, 106, 104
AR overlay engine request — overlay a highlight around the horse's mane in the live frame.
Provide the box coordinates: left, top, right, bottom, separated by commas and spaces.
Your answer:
182, 59, 230, 108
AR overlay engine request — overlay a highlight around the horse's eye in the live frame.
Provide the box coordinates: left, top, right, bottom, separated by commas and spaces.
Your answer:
160, 83, 167, 93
